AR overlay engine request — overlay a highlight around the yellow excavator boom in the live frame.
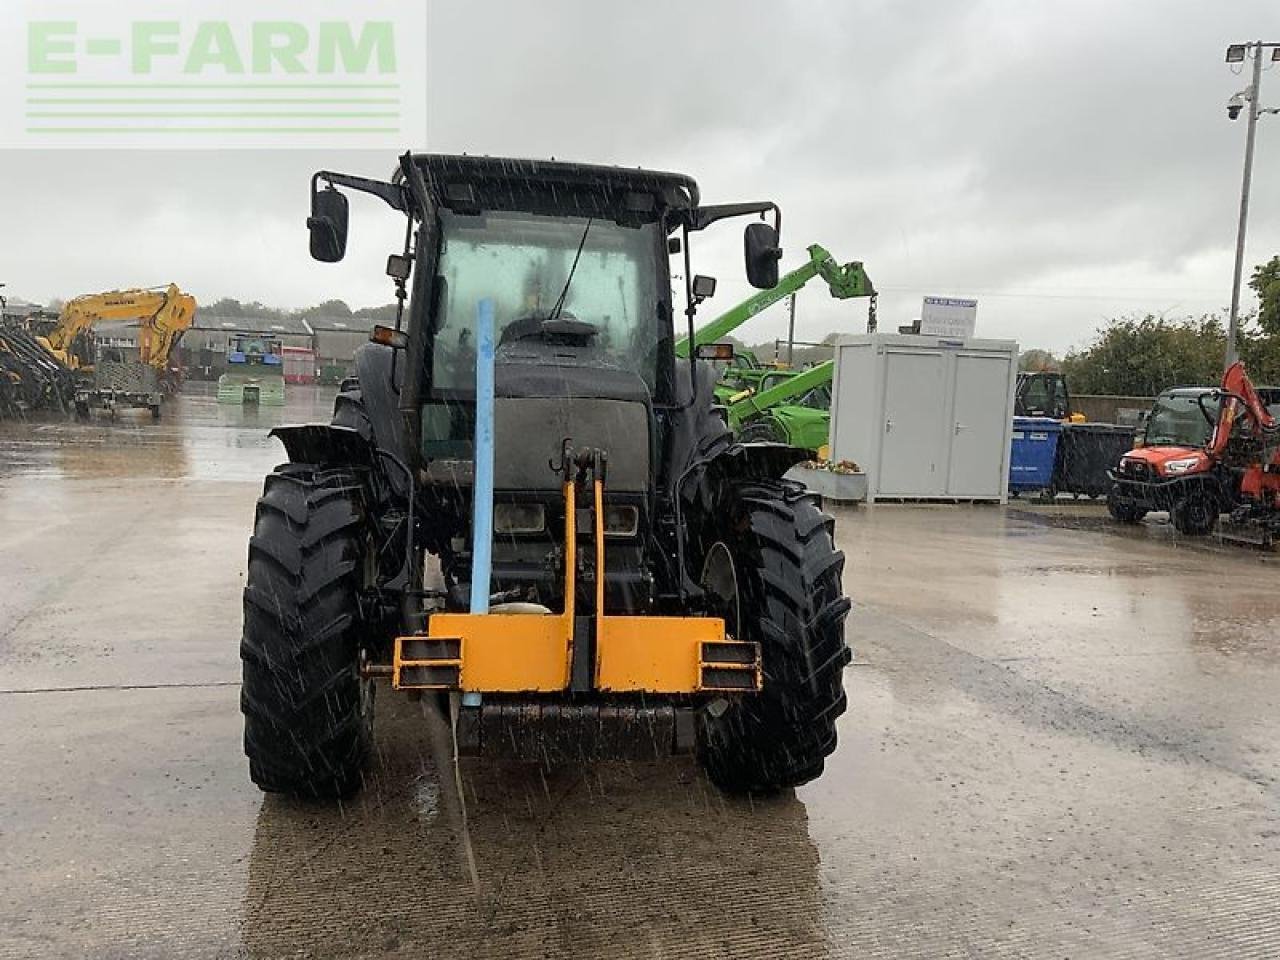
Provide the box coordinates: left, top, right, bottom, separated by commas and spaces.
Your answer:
39, 284, 197, 371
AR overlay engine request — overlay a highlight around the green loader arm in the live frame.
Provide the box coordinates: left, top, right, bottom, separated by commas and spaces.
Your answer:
675, 244, 874, 358
727, 359, 834, 430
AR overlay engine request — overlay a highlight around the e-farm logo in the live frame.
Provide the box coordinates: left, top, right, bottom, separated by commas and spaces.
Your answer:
2, 1, 426, 148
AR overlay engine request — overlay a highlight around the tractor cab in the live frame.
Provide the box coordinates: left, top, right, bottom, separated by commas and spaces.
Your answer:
1015, 371, 1072, 420
218, 334, 284, 406
1113, 388, 1217, 482
227, 334, 283, 367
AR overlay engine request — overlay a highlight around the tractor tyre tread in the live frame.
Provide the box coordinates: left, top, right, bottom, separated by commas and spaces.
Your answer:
699, 480, 852, 794
240, 463, 372, 799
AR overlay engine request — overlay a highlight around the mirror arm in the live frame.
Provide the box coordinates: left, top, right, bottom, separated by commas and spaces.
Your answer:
397, 152, 433, 221
312, 170, 408, 213
689, 201, 781, 237
386, 215, 417, 394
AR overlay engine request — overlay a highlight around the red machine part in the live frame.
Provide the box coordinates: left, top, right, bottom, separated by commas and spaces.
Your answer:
1213, 362, 1280, 509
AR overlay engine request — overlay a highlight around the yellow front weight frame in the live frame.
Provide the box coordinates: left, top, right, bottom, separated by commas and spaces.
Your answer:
393, 470, 761, 695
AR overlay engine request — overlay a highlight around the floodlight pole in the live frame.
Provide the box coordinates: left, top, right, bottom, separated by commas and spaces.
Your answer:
1226, 41, 1265, 368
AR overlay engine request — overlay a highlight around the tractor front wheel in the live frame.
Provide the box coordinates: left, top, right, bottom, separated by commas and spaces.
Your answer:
737, 417, 786, 444
1106, 487, 1146, 524
1171, 493, 1218, 536
240, 464, 375, 799
697, 480, 852, 793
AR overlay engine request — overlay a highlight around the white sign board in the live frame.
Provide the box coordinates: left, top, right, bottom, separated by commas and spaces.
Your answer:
920, 296, 978, 338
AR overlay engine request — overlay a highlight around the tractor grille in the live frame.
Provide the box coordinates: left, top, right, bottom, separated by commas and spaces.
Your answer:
494, 397, 649, 492
1118, 458, 1151, 480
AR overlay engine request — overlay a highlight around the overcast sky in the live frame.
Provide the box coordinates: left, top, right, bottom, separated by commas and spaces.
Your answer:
2, 0, 1277, 354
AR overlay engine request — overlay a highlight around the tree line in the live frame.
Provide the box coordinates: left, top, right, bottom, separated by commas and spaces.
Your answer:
202, 257, 1280, 397
1019, 256, 1280, 396
205, 297, 400, 324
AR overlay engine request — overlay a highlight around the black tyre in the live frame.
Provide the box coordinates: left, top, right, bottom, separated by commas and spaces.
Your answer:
240, 464, 375, 798
149, 403, 162, 422
697, 480, 851, 793
1106, 487, 1146, 524
1171, 493, 1217, 536
738, 417, 786, 444
74, 401, 90, 420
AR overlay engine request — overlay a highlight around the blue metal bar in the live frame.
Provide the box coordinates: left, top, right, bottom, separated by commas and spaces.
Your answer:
463, 297, 496, 708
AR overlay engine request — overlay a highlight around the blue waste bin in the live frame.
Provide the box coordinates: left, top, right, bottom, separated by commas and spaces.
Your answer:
1009, 417, 1062, 492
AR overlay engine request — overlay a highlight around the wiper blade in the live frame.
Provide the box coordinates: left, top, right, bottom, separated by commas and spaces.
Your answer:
547, 218, 593, 324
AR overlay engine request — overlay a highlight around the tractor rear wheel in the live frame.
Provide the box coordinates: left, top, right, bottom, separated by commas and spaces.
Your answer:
240, 464, 375, 799
697, 480, 851, 793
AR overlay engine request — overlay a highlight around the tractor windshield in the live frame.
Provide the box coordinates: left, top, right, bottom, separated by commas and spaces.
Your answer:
432, 209, 663, 393
1144, 392, 1217, 447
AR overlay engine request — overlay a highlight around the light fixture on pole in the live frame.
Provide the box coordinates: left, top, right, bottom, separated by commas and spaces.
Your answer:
1224, 40, 1279, 368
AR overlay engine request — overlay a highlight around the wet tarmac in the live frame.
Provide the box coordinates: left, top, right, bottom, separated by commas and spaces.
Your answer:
1, 384, 1277, 958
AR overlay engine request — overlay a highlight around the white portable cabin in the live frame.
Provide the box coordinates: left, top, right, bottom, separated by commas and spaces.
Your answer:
828, 334, 1018, 502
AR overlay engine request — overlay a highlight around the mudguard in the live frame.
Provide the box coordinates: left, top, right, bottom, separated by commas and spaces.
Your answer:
269, 424, 376, 468
709, 441, 811, 481
347, 343, 409, 462
678, 439, 811, 519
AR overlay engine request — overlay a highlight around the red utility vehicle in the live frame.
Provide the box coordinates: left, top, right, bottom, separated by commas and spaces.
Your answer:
1107, 363, 1280, 537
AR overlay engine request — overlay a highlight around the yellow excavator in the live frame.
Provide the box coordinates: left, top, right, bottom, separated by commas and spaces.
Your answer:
39, 284, 196, 373
38, 284, 197, 420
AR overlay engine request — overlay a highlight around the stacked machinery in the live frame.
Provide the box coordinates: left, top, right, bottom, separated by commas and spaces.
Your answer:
43, 284, 195, 420
2, 284, 195, 420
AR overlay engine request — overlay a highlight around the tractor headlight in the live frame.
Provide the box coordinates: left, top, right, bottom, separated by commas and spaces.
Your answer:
603, 505, 639, 537
1162, 457, 1202, 475
494, 503, 545, 534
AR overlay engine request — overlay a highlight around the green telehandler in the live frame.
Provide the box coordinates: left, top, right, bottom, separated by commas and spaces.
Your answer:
674, 243, 874, 451
726, 360, 837, 447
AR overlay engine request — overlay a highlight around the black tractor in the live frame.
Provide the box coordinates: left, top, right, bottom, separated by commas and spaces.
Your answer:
240, 154, 852, 798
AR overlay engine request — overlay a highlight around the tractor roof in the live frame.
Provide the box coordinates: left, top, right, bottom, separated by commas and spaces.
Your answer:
407, 153, 701, 217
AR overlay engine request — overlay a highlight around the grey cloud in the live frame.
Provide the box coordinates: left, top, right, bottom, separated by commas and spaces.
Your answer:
1, 0, 1276, 354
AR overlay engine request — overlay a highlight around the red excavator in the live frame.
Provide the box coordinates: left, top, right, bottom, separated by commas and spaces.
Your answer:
1216, 361, 1280, 538
1108, 362, 1280, 537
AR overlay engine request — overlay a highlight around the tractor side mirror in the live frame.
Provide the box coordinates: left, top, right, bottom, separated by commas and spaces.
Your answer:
308, 187, 349, 263
744, 222, 781, 289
